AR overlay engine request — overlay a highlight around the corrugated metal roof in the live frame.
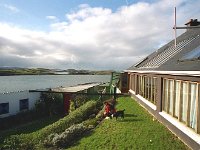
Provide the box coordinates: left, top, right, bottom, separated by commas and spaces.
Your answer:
139, 35, 199, 69
30, 82, 101, 93
128, 27, 200, 71
51, 83, 100, 93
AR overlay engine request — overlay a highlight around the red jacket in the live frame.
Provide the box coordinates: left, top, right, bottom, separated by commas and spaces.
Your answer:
105, 103, 111, 113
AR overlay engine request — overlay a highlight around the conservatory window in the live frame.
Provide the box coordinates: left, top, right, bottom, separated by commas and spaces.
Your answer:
181, 82, 188, 123
174, 81, 181, 118
189, 83, 197, 129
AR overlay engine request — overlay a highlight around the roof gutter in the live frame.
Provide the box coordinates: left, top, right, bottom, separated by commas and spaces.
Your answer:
123, 70, 200, 77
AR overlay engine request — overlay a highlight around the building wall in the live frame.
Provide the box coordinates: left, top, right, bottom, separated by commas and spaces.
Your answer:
127, 72, 200, 150
120, 72, 130, 93
0, 91, 41, 118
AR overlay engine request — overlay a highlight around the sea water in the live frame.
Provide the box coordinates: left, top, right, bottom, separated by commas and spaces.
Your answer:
0, 75, 110, 93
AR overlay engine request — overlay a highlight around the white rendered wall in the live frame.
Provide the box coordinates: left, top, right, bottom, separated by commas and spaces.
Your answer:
0, 91, 41, 118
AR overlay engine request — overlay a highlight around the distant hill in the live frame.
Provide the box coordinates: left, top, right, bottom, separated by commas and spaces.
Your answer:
0, 68, 55, 76
0, 68, 113, 76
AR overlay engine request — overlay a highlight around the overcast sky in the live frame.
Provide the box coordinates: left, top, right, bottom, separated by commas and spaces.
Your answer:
0, 0, 200, 71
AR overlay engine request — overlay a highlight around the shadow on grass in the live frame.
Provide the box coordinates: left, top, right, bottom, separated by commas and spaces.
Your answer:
67, 129, 95, 149
125, 114, 137, 117
117, 118, 143, 122
111, 113, 142, 122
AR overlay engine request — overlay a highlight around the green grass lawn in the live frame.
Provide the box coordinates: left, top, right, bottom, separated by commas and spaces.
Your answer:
68, 97, 189, 150
0, 115, 61, 147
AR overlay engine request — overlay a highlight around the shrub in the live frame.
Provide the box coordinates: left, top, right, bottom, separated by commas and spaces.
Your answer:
83, 117, 101, 129
3, 100, 98, 149
38, 100, 98, 138
44, 123, 88, 148
2, 134, 36, 150
96, 109, 105, 119
70, 94, 92, 112
37, 93, 64, 116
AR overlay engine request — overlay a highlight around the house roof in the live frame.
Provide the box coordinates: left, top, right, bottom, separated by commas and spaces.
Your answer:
30, 82, 101, 93
128, 25, 200, 71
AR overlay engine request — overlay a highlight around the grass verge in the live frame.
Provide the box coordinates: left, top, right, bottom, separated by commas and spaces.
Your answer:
68, 97, 190, 150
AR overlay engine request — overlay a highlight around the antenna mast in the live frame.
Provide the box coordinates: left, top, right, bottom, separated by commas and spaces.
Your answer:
174, 7, 177, 48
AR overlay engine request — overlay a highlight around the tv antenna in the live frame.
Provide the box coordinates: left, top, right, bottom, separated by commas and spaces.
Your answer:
174, 7, 177, 48
173, 6, 200, 48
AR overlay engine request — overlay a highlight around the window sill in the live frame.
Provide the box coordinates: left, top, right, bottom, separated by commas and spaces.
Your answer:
129, 89, 135, 95
129, 90, 156, 111
0, 113, 10, 118
159, 111, 200, 145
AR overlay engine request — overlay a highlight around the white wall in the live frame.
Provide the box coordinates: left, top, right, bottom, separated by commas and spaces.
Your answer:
0, 91, 41, 118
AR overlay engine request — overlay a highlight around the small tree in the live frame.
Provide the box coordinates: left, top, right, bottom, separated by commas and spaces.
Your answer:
36, 92, 64, 116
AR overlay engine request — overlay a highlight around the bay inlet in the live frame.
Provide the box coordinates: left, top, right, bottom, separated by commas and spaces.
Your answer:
0, 75, 110, 93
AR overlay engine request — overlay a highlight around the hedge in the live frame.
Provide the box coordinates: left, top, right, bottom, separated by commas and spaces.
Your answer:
43, 123, 88, 148
3, 100, 99, 150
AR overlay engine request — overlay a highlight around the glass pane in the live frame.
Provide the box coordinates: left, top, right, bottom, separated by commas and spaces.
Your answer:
139, 76, 142, 95
163, 79, 168, 112
149, 77, 152, 101
181, 82, 188, 123
145, 77, 148, 99
181, 46, 200, 60
169, 80, 174, 115
141, 76, 144, 95
0, 103, 9, 115
154, 78, 157, 104
142, 76, 144, 96
190, 83, 197, 129
20, 99, 29, 111
144, 77, 146, 98
132, 75, 135, 91
174, 81, 180, 118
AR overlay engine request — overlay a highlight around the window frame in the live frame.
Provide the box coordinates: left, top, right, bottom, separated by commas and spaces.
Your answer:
0, 102, 9, 115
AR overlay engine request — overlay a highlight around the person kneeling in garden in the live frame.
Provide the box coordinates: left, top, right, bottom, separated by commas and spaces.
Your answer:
103, 102, 116, 119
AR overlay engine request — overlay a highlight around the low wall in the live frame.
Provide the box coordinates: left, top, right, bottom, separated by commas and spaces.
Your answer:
0, 91, 41, 118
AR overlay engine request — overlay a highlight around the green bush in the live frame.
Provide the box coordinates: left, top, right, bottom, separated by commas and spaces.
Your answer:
69, 95, 88, 112
44, 123, 88, 148
3, 100, 98, 149
36, 93, 64, 116
70, 94, 99, 112
2, 134, 36, 150
83, 117, 101, 129
38, 100, 98, 138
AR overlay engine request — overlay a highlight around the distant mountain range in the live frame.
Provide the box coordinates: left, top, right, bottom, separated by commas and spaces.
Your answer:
0, 67, 113, 76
